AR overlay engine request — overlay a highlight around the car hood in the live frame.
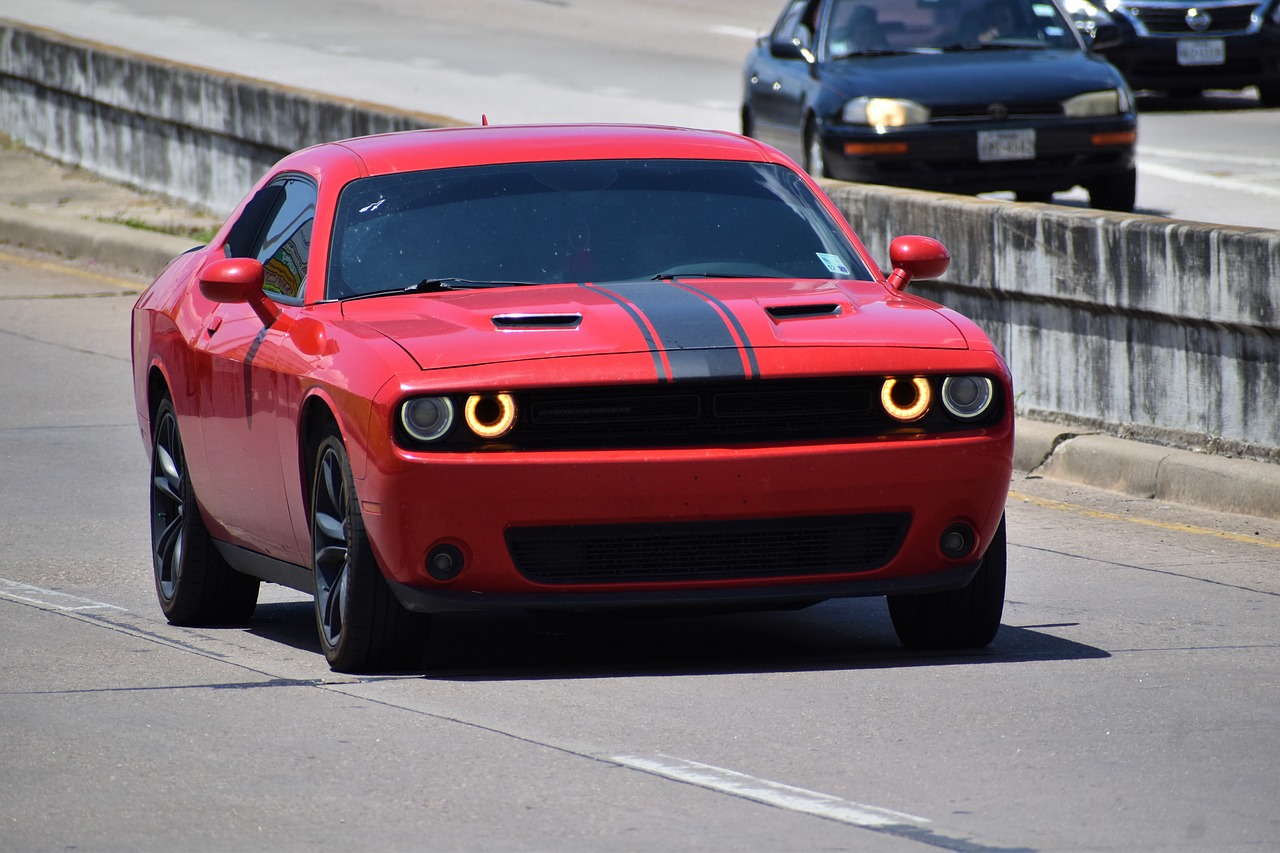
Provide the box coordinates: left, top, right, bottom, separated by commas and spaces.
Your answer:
818, 49, 1123, 105
339, 279, 969, 376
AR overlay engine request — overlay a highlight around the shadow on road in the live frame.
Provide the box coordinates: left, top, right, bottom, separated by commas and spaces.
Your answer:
242, 596, 1108, 680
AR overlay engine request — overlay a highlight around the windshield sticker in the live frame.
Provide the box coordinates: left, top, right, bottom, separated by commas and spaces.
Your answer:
816, 253, 851, 275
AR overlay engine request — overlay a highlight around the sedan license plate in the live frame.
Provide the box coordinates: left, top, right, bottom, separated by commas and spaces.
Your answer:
978, 129, 1035, 162
1177, 38, 1225, 66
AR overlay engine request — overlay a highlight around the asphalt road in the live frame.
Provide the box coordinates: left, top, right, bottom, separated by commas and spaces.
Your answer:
2, 252, 1278, 851
5, 0, 1280, 229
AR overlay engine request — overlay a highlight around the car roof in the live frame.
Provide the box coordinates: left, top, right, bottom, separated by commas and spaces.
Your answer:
311, 124, 789, 176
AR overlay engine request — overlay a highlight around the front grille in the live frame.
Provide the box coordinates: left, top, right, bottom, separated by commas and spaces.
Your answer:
507, 513, 911, 584
930, 101, 1063, 122
1125, 3, 1260, 34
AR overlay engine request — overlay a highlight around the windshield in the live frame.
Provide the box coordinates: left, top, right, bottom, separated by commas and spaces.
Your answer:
822, 0, 1080, 57
327, 159, 871, 299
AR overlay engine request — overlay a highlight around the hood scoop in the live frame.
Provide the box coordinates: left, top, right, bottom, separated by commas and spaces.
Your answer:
491, 312, 583, 329
765, 303, 843, 320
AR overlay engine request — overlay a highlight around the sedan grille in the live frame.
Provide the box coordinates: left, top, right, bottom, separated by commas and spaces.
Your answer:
1124, 3, 1260, 34
507, 513, 911, 584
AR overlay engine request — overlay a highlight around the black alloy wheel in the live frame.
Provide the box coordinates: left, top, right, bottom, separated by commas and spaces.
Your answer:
887, 514, 1007, 649
311, 426, 430, 672
149, 395, 259, 624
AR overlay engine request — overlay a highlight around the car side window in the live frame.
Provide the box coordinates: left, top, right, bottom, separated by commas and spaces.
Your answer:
223, 176, 316, 302
773, 0, 818, 48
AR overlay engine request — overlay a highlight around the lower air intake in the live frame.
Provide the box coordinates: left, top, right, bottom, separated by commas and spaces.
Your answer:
507, 513, 910, 585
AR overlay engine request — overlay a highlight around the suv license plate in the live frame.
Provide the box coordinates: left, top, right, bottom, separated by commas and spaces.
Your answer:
1177, 38, 1225, 66
978, 129, 1035, 162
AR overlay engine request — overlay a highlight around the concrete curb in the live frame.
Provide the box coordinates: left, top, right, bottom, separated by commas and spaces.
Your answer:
1016, 420, 1280, 522
4, 203, 1277, 524
0, 203, 198, 279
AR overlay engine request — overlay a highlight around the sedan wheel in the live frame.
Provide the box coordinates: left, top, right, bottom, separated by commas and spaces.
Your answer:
887, 514, 1007, 649
805, 119, 828, 179
1087, 167, 1137, 212
150, 396, 258, 624
311, 427, 430, 672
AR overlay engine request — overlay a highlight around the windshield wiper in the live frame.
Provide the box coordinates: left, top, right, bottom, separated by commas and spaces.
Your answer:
830, 47, 924, 59
341, 277, 542, 301
936, 41, 1042, 52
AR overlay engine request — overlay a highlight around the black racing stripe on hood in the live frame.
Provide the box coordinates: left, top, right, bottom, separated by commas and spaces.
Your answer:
675, 280, 760, 379
579, 283, 668, 381
602, 281, 749, 381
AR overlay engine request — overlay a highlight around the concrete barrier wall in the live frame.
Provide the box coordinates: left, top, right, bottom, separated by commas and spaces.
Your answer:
0, 22, 461, 212
2, 21, 1277, 461
825, 183, 1279, 461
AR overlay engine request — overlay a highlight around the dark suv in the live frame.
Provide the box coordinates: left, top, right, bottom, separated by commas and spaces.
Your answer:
1068, 0, 1280, 103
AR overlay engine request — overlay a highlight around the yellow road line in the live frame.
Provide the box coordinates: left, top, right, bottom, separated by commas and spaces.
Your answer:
1008, 489, 1280, 549
0, 249, 145, 291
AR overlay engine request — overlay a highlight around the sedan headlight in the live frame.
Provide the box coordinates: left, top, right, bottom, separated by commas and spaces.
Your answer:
400, 396, 456, 443
843, 97, 930, 131
1063, 89, 1127, 117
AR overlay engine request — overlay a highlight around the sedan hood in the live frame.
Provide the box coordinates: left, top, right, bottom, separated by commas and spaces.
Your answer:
818, 49, 1122, 105
340, 279, 968, 378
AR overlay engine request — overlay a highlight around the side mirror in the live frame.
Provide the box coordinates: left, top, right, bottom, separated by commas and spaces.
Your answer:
1090, 22, 1122, 51
885, 236, 950, 291
770, 35, 815, 62
199, 257, 280, 325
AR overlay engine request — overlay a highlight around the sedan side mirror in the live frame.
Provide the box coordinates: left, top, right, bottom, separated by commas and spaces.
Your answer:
1089, 23, 1123, 51
199, 257, 281, 325
885, 236, 950, 291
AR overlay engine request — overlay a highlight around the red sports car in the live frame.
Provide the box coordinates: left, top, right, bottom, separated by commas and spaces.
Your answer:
132, 124, 1013, 672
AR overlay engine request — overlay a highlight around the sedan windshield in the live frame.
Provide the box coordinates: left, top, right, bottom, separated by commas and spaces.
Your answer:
328, 159, 870, 298
823, 0, 1080, 57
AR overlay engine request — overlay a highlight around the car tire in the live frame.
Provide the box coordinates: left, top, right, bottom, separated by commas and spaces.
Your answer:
805, 118, 829, 179
311, 426, 430, 673
1258, 83, 1280, 108
149, 395, 259, 625
1087, 167, 1136, 212
1015, 190, 1054, 203
887, 514, 1006, 649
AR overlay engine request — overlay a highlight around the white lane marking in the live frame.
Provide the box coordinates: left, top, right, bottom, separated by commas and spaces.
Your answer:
612, 754, 929, 829
711, 24, 761, 39
1138, 161, 1280, 200
1139, 145, 1280, 169
0, 578, 126, 612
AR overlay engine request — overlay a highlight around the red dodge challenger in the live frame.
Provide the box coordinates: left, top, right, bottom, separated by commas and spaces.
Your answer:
131, 123, 1013, 672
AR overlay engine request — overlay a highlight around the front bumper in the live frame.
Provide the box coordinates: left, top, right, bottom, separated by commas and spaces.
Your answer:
1100, 31, 1280, 92
818, 117, 1136, 195
357, 425, 1014, 613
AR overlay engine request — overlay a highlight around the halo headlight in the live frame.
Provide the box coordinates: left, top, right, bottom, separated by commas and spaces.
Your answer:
941, 376, 995, 420
400, 396, 455, 443
881, 377, 932, 421
464, 393, 518, 439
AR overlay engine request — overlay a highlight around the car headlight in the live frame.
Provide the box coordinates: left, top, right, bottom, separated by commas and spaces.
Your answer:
941, 376, 995, 420
881, 377, 932, 422
1063, 89, 1126, 117
843, 98, 930, 131
401, 396, 456, 443
464, 393, 518, 439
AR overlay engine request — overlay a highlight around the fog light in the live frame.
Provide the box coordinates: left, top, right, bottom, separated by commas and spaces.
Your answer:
940, 524, 976, 559
426, 544, 464, 581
